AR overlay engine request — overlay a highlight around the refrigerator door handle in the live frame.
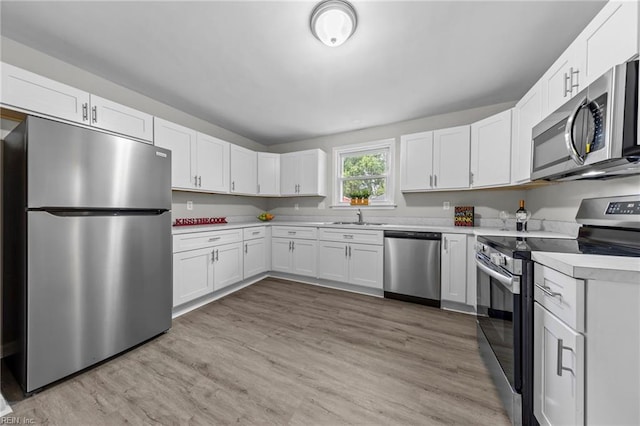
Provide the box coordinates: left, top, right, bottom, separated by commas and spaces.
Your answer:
37, 208, 169, 217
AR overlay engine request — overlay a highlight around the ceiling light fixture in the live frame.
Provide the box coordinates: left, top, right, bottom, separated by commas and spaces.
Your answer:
310, 0, 357, 47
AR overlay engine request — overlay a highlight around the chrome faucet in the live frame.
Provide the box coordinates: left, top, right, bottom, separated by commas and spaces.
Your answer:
356, 208, 363, 224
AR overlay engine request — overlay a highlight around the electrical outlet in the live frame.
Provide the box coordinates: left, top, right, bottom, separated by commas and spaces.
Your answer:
294, 203, 299, 211
187, 201, 193, 211
443, 201, 450, 210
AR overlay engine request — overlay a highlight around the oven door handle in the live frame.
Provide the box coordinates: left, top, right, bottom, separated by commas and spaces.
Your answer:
476, 255, 521, 295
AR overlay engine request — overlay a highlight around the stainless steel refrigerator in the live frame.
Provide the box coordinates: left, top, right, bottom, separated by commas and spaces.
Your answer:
3, 116, 173, 394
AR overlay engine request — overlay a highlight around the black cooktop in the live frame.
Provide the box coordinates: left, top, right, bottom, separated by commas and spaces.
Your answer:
479, 235, 640, 258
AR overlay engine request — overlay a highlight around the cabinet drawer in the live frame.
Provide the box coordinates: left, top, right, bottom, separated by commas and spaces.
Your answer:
318, 228, 383, 245
534, 263, 585, 332
271, 226, 317, 240
173, 228, 243, 253
243, 226, 266, 240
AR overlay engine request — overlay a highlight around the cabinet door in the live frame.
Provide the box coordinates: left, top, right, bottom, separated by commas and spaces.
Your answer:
197, 133, 230, 193
1, 62, 90, 124
534, 303, 585, 426
173, 247, 214, 307
291, 239, 317, 277
230, 145, 257, 195
271, 238, 293, 273
154, 118, 196, 190
400, 131, 434, 191
89, 95, 153, 142
580, 1, 638, 87
441, 234, 467, 304
244, 238, 267, 278
470, 109, 512, 188
257, 152, 280, 196
318, 242, 349, 283
541, 47, 583, 118
348, 243, 383, 289
511, 82, 542, 184
213, 242, 243, 291
297, 149, 324, 195
280, 153, 299, 195
433, 126, 470, 190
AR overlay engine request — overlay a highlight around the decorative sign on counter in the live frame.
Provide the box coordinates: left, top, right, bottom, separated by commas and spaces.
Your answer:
173, 217, 227, 226
454, 206, 474, 227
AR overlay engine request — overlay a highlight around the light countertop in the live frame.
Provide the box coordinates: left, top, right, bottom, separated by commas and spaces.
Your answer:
532, 251, 640, 283
172, 221, 573, 239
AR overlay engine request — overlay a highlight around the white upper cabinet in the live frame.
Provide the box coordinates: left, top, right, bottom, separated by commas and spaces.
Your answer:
579, 1, 638, 87
197, 133, 230, 193
257, 152, 280, 196
400, 127, 470, 192
471, 109, 512, 188
541, 1, 638, 118
511, 82, 542, 184
400, 131, 434, 191
154, 118, 197, 190
1, 62, 90, 124
154, 118, 230, 193
230, 145, 257, 195
89, 95, 153, 142
1, 63, 152, 142
433, 125, 471, 190
280, 149, 327, 196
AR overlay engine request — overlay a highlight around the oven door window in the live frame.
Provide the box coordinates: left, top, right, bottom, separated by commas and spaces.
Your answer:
477, 262, 521, 392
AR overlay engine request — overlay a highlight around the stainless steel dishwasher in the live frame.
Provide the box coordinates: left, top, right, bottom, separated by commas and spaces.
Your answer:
383, 230, 441, 307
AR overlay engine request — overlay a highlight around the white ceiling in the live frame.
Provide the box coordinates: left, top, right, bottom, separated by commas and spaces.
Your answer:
0, 1, 606, 145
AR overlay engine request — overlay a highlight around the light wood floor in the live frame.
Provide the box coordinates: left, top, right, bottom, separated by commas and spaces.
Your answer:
3, 278, 509, 425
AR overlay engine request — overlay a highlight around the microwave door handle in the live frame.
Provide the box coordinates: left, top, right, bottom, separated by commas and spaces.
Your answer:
564, 96, 588, 166
475, 255, 521, 295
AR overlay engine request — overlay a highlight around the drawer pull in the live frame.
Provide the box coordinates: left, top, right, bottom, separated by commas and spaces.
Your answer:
540, 285, 563, 301
557, 338, 574, 377
208, 237, 221, 242
343, 235, 354, 239
288, 231, 297, 235
252, 231, 260, 235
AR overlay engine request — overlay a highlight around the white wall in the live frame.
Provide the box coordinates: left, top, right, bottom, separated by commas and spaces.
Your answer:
266, 102, 529, 223
526, 175, 640, 222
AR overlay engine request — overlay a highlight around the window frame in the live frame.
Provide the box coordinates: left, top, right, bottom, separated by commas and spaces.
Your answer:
332, 138, 396, 207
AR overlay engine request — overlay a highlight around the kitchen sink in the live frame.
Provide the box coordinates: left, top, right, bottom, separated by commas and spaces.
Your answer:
328, 221, 386, 226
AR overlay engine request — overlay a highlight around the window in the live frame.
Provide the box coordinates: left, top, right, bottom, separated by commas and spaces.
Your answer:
333, 139, 395, 207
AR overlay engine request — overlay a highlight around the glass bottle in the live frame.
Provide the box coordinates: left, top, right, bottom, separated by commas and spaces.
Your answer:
515, 199, 529, 231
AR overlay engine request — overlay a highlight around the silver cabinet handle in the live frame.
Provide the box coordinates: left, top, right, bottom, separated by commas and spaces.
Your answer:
345, 246, 348, 257
348, 246, 351, 257
540, 285, 563, 301
245, 243, 248, 253
194, 175, 199, 186
257, 184, 260, 194
211, 249, 215, 263
564, 72, 571, 97
208, 237, 221, 242
570, 67, 579, 93
443, 237, 448, 251
232, 181, 235, 191
429, 175, 433, 187
470, 171, 474, 184
216, 249, 219, 261
198, 176, 202, 187
557, 338, 574, 376
289, 241, 292, 251
291, 241, 295, 250
82, 103, 89, 121
91, 106, 97, 123
434, 175, 437, 187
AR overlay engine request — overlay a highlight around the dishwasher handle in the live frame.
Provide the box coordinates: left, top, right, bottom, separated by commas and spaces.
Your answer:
383, 231, 441, 240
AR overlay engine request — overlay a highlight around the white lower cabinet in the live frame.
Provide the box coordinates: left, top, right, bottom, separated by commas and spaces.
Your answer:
534, 303, 585, 426
173, 247, 214, 307
318, 241, 383, 289
440, 233, 468, 304
213, 242, 243, 291
244, 238, 267, 278
172, 230, 243, 307
271, 237, 317, 278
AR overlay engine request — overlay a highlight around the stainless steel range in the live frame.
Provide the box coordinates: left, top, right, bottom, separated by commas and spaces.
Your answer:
475, 195, 640, 426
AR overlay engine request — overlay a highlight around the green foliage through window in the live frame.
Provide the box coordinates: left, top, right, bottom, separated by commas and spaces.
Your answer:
340, 151, 388, 201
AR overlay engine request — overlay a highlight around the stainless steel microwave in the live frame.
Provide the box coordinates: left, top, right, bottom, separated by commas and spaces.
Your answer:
531, 60, 638, 181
